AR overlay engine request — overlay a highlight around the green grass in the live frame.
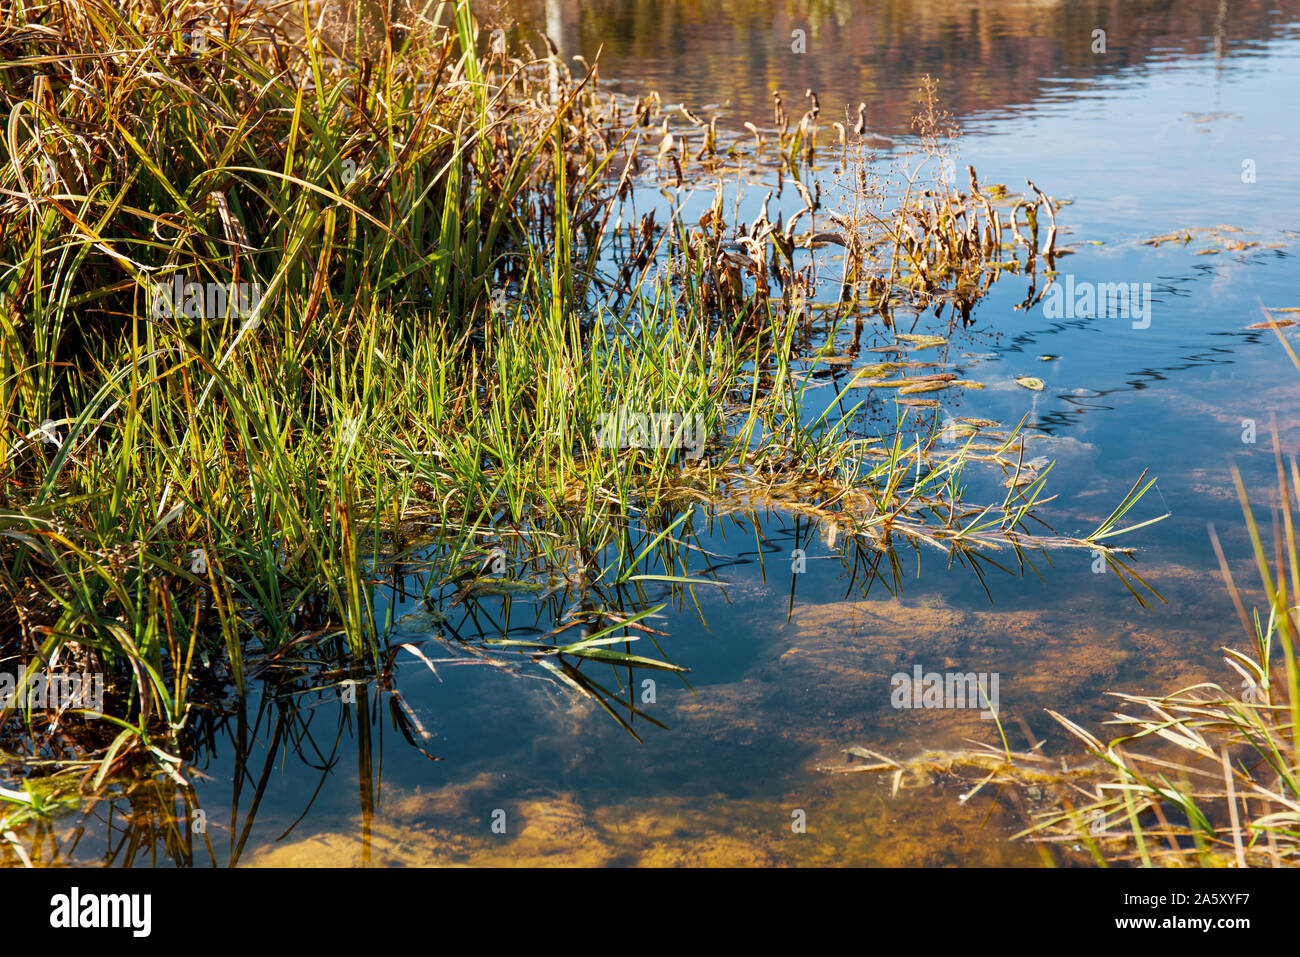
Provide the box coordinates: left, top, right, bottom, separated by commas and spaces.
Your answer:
0, 0, 1162, 817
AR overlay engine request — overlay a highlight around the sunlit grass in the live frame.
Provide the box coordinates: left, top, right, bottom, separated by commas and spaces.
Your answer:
0, 0, 1162, 819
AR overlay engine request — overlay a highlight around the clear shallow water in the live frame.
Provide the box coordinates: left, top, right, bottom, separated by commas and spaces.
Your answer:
17, 0, 1300, 866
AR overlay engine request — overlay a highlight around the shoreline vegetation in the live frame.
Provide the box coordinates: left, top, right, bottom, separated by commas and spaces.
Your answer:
0, 0, 1172, 863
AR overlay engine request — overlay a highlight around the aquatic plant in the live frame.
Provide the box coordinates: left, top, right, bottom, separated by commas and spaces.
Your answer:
0, 0, 1161, 832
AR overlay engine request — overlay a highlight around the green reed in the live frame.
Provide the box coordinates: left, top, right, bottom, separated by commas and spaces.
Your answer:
0, 0, 1160, 807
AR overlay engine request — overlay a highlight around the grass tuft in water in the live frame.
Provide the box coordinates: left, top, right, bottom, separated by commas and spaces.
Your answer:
0, 0, 1164, 815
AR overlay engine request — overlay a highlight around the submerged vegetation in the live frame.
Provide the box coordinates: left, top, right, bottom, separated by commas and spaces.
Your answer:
0, 0, 1168, 857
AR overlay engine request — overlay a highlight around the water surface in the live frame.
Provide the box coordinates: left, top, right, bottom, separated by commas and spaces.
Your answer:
15, 0, 1300, 867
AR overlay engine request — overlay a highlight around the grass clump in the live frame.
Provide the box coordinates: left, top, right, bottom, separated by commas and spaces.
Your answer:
0, 0, 1160, 818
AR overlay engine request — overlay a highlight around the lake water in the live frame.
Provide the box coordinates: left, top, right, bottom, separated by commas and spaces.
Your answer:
22, 0, 1300, 866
